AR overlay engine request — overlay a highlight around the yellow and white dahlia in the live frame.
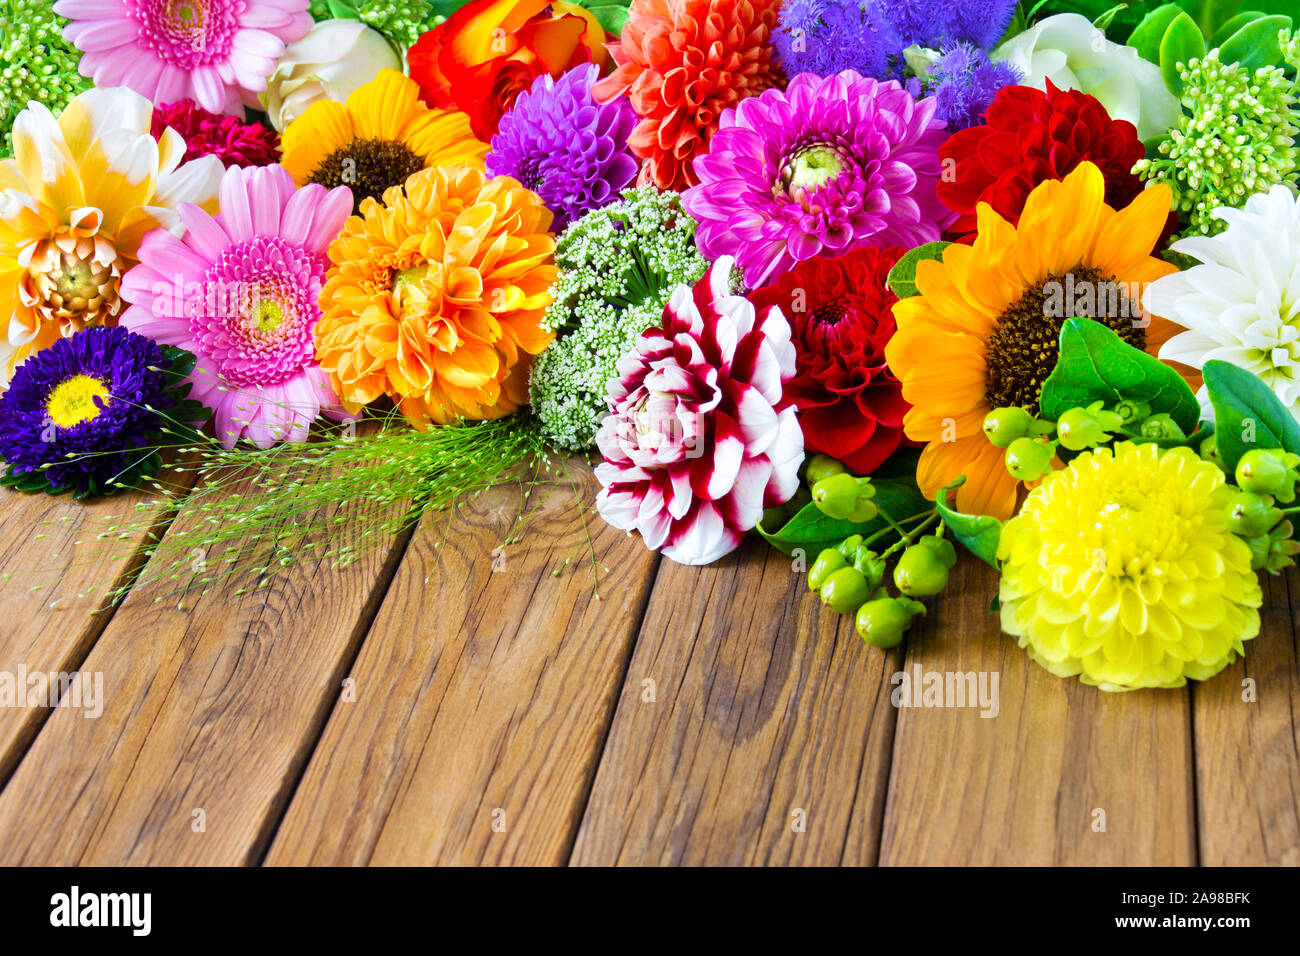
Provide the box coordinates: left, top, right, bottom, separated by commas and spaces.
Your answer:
997, 441, 1262, 691
0, 87, 223, 382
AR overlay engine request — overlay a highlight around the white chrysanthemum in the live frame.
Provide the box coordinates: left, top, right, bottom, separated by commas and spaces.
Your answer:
1144, 185, 1300, 423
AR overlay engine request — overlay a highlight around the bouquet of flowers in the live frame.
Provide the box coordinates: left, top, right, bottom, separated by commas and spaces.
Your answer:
1, 0, 1298, 692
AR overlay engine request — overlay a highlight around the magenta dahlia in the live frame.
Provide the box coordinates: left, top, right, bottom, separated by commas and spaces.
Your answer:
119, 164, 353, 448
594, 256, 805, 565
683, 70, 956, 287
151, 99, 281, 167
55, 0, 313, 116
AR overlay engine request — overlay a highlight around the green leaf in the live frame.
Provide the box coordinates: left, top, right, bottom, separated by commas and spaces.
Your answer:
885, 241, 951, 299
1203, 360, 1300, 472
1094, 3, 1131, 30
1218, 14, 1292, 71
325, 0, 360, 18
1194, 0, 1245, 35
583, 3, 630, 34
1211, 10, 1266, 45
1038, 317, 1201, 434
756, 477, 929, 557
935, 479, 1002, 569
1128, 3, 1188, 61
1160, 11, 1207, 96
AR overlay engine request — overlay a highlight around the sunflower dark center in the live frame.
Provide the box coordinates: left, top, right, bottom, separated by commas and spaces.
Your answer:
309, 138, 425, 214
984, 267, 1145, 413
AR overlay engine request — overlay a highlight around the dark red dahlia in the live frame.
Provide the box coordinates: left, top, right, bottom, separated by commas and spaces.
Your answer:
749, 245, 910, 475
937, 80, 1145, 242
151, 100, 281, 169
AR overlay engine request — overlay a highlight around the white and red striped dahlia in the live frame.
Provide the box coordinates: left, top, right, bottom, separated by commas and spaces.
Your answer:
594, 256, 805, 565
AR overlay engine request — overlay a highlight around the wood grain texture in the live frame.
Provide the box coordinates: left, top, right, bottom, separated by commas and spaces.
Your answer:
879, 558, 1196, 865
0, 481, 189, 783
0, 467, 410, 865
569, 537, 902, 866
265, 464, 658, 866
1194, 566, 1300, 865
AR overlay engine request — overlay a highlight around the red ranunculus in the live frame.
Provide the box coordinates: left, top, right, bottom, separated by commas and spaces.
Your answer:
749, 245, 910, 475
937, 80, 1146, 242
408, 0, 607, 142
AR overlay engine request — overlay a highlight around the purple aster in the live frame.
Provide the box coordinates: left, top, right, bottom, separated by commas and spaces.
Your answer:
683, 70, 958, 288
487, 64, 639, 231
0, 327, 207, 498
913, 43, 1022, 131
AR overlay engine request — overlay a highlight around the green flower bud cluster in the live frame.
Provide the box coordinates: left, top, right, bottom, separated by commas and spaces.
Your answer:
529, 188, 707, 450
1134, 44, 1299, 239
358, 0, 442, 46
1227, 450, 1300, 574
0, 0, 92, 157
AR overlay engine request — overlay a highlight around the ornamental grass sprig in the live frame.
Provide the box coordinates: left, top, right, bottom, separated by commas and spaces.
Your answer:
1135, 40, 1299, 238
529, 187, 707, 450
0, 0, 90, 156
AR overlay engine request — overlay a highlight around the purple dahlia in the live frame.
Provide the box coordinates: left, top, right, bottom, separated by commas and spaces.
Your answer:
0, 327, 208, 498
683, 70, 957, 287
487, 64, 639, 231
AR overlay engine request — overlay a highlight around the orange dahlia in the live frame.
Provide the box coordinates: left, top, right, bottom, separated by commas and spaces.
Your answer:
315, 165, 556, 427
593, 0, 784, 192
883, 163, 1183, 520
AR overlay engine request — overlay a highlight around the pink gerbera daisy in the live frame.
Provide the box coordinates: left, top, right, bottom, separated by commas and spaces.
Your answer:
119, 164, 354, 448
54, 0, 313, 116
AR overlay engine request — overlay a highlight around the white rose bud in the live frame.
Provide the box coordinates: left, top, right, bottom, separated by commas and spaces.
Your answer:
262, 20, 402, 133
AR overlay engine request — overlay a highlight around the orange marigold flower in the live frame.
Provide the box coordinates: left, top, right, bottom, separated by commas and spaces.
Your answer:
593, 0, 784, 192
314, 165, 557, 427
883, 162, 1184, 520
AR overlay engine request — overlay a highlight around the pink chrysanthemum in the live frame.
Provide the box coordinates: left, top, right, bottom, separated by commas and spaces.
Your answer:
119, 164, 353, 448
594, 256, 804, 565
683, 70, 956, 287
55, 0, 313, 116
151, 99, 281, 167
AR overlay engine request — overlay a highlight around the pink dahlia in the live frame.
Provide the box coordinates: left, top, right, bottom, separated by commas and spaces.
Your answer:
152, 99, 281, 167
119, 164, 353, 448
55, 0, 313, 116
594, 256, 805, 565
683, 70, 956, 287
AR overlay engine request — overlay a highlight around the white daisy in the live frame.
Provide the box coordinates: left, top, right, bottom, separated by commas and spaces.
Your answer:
1144, 185, 1300, 423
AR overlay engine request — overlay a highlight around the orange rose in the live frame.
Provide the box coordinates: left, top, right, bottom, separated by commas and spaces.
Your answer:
409, 0, 607, 141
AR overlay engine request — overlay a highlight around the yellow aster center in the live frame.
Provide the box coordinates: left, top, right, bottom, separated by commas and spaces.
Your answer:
46, 375, 111, 429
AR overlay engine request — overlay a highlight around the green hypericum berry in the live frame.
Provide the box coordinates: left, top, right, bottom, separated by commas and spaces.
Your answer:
852, 547, 887, 587
1113, 399, 1152, 425
982, 407, 1033, 448
805, 453, 847, 485
893, 544, 951, 597
820, 566, 870, 614
855, 597, 924, 649
916, 534, 957, 569
1139, 413, 1185, 440
808, 548, 848, 590
1236, 449, 1300, 504
1056, 406, 1111, 451
1200, 432, 1223, 469
836, 534, 865, 560
1225, 490, 1283, 537
1005, 437, 1055, 481
812, 472, 876, 522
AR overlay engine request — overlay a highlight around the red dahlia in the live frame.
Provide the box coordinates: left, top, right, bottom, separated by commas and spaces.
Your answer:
151, 100, 281, 169
937, 80, 1145, 242
749, 245, 910, 475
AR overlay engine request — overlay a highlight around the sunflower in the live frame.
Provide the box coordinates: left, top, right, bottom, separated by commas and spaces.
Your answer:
883, 162, 1181, 519
279, 69, 487, 215
314, 164, 557, 428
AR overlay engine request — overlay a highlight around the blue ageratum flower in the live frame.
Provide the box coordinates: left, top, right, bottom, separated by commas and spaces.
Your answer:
913, 43, 1022, 131
486, 64, 640, 231
0, 327, 209, 498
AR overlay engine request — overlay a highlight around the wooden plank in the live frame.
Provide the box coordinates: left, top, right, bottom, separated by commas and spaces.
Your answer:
0, 459, 411, 865
569, 537, 902, 866
1194, 566, 1300, 865
0, 480, 189, 784
879, 558, 1196, 865
265, 463, 659, 866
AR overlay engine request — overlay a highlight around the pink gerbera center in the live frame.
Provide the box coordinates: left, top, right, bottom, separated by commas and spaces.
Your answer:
188, 236, 323, 388
131, 0, 239, 66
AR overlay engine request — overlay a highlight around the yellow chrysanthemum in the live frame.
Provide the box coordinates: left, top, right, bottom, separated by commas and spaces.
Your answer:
0, 87, 223, 382
997, 441, 1262, 691
315, 164, 556, 428
884, 161, 1184, 519
280, 69, 487, 214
